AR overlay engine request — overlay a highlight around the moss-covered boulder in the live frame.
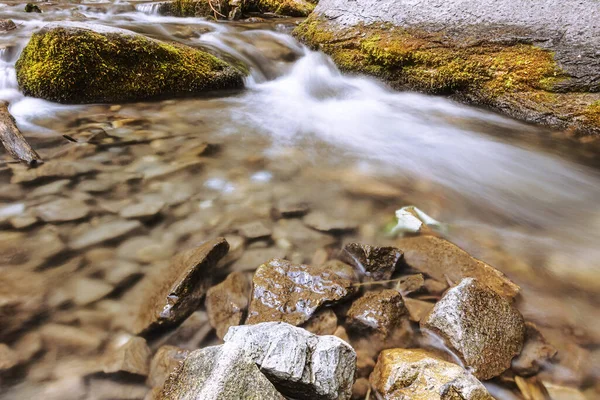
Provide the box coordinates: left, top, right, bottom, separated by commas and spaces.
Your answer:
158, 0, 315, 18
295, 0, 600, 135
249, 0, 315, 17
16, 24, 244, 104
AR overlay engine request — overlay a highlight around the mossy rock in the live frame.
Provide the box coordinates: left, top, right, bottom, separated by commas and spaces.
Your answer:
158, 0, 232, 19
16, 24, 245, 104
294, 16, 600, 135
249, 0, 315, 17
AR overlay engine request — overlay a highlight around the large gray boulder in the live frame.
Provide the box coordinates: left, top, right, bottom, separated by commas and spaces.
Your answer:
295, 0, 600, 135
224, 322, 356, 400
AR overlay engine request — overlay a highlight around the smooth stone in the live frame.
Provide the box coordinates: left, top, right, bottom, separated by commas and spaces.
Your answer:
0, 343, 18, 371
205, 271, 251, 339
66, 277, 114, 306
40, 324, 105, 355
273, 219, 337, 255
304, 211, 358, 234
10, 160, 97, 184
403, 298, 435, 322
340, 242, 403, 281
36, 198, 91, 223
162, 311, 212, 350
70, 219, 142, 250
229, 246, 287, 272
29, 179, 71, 198
103, 336, 151, 376
158, 343, 285, 400
398, 236, 519, 299
370, 348, 492, 400
224, 322, 356, 400
120, 199, 165, 220
511, 322, 557, 376
237, 220, 272, 240
422, 278, 525, 380
129, 237, 229, 335
272, 199, 310, 219
246, 258, 356, 326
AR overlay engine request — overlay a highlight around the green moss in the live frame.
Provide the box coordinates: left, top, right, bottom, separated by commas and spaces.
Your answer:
294, 17, 566, 95
15, 27, 244, 104
252, 0, 315, 17
24, 3, 42, 13
159, 0, 229, 19
584, 101, 600, 126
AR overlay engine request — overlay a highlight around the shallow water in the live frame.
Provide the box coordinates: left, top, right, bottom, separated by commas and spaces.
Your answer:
0, 2, 599, 399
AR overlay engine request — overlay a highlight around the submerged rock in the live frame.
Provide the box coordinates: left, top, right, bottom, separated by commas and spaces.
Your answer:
131, 237, 229, 335
103, 336, 151, 376
0, 20, 17, 32
294, 0, 600, 135
511, 322, 557, 376
246, 258, 356, 326
370, 348, 492, 400
159, 343, 285, 400
397, 236, 519, 299
224, 322, 356, 400
422, 278, 525, 380
69, 219, 142, 250
16, 24, 244, 104
340, 242, 403, 281
205, 271, 251, 339
346, 289, 408, 337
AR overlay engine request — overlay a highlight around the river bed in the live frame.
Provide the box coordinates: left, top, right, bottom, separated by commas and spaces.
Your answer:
0, 2, 599, 399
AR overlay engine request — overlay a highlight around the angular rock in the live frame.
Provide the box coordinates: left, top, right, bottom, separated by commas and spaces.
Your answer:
403, 298, 434, 322
340, 242, 403, 281
347, 289, 409, 338
224, 322, 356, 400
303, 308, 338, 335
70, 219, 142, 250
0, 268, 47, 340
16, 24, 244, 104
272, 199, 309, 219
36, 198, 91, 223
147, 345, 189, 388
422, 278, 525, 380
397, 236, 519, 299
370, 348, 492, 400
512, 322, 557, 376
130, 237, 229, 335
205, 271, 251, 339
159, 343, 285, 400
395, 273, 424, 295
246, 258, 356, 326
103, 336, 151, 376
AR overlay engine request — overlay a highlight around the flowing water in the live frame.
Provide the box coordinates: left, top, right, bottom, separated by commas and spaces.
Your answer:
0, 2, 599, 399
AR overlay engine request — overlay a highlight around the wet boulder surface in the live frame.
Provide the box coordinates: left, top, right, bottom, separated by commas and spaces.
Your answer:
294, 0, 600, 135
15, 23, 245, 104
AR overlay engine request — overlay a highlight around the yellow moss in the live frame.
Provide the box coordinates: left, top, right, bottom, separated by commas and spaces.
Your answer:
584, 101, 600, 125
16, 27, 244, 104
159, 0, 228, 18
254, 0, 315, 17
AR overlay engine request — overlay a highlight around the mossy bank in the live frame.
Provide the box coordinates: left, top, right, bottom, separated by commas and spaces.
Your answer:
158, 0, 315, 19
16, 24, 245, 104
294, 16, 600, 136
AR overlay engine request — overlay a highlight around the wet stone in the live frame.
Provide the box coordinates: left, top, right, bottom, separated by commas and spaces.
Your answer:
70, 219, 142, 250
66, 277, 114, 306
347, 289, 409, 337
398, 235, 520, 299
395, 273, 425, 296
205, 271, 251, 339
36, 198, 91, 223
147, 345, 189, 388
13, 331, 43, 364
272, 199, 310, 219
0, 343, 18, 371
303, 308, 338, 335
88, 378, 149, 400
0, 19, 17, 32
120, 199, 165, 220
159, 343, 285, 400
273, 219, 337, 255
403, 298, 435, 322
0, 268, 47, 340
40, 324, 105, 355
512, 322, 557, 376
237, 220, 272, 240
103, 336, 151, 376
224, 322, 357, 400
422, 278, 526, 380
162, 311, 212, 350
246, 258, 356, 326
340, 242, 403, 281
10, 160, 98, 184
130, 237, 229, 335
230, 247, 287, 272
370, 348, 493, 400
304, 211, 358, 234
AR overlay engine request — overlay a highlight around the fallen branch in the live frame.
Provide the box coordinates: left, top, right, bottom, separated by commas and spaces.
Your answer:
0, 101, 42, 166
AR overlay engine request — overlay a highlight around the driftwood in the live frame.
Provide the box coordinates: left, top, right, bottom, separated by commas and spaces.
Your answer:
0, 101, 42, 166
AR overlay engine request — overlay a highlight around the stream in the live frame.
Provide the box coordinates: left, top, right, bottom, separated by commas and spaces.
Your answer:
0, 1, 599, 399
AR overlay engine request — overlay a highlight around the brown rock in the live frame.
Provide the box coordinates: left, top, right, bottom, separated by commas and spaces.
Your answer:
40, 324, 105, 355
66, 277, 114, 306
0, 19, 17, 32
398, 236, 519, 299
246, 258, 356, 326
0, 343, 17, 371
0, 268, 47, 340
103, 336, 151, 376
395, 273, 424, 295
272, 199, 309, 219
130, 237, 229, 335
120, 199, 165, 220
347, 289, 408, 337
512, 322, 557, 376
161, 311, 212, 350
304, 211, 357, 234
13, 331, 43, 363
10, 160, 97, 184
205, 271, 251, 339
351, 378, 370, 400
422, 278, 525, 380
302, 308, 338, 335
36, 198, 91, 223
147, 345, 189, 388
333, 325, 350, 343
229, 246, 287, 272
403, 298, 434, 322
370, 348, 492, 400
340, 242, 403, 281
423, 278, 448, 296
70, 219, 142, 250
237, 220, 272, 240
